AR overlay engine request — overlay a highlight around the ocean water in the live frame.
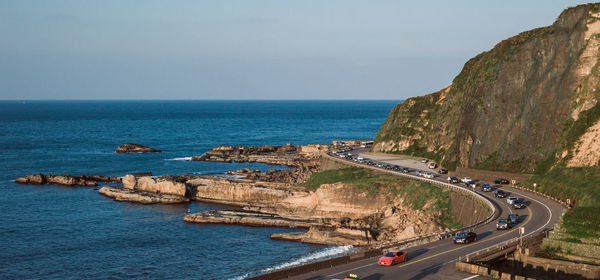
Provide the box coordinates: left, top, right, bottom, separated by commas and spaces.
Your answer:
0, 100, 398, 279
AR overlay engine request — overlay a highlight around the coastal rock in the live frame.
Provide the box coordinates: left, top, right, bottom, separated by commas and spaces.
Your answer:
184, 210, 316, 228
122, 174, 137, 190
116, 143, 161, 153
98, 186, 189, 204
136, 176, 187, 197
15, 173, 120, 187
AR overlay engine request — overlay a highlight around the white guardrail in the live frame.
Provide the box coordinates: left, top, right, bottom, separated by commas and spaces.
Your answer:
323, 152, 498, 240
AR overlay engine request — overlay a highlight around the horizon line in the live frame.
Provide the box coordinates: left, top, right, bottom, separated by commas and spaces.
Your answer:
0, 99, 404, 102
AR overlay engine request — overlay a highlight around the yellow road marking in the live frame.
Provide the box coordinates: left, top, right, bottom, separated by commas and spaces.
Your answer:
395, 206, 533, 269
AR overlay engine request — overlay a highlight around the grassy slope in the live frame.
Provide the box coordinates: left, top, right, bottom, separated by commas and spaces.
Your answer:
522, 167, 600, 244
301, 167, 461, 229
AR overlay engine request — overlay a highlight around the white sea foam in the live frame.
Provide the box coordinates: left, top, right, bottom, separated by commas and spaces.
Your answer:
165, 157, 192, 161
261, 245, 355, 273
228, 273, 249, 280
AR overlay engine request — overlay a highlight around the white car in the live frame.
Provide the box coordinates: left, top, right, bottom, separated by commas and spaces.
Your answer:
461, 177, 471, 183
427, 162, 437, 169
507, 197, 518, 205
423, 172, 434, 179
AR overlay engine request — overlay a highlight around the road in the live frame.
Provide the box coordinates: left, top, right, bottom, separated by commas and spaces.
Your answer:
288, 148, 564, 280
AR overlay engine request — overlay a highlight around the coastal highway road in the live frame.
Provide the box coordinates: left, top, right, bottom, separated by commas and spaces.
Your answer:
287, 150, 565, 280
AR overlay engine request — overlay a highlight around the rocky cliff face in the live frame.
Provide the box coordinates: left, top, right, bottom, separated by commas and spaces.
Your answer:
374, 3, 600, 172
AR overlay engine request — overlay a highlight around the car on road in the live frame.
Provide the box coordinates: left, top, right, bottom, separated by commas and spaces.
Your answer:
447, 176, 459, 183
494, 190, 507, 198
507, 196, 518, 205
513, 201, 526, 209
376, 163, 384, 168
454, 231, 477, 244
495, 178, 510, 184
420, 158, 429, 163
400, 167, 410, 173
466, 181, 478, 188
423, 172, 434, 179
438, 168, 448, 174
377, 250, 408, 266
507, 213, 520, 224
416, 170, 424, 176
496, 218, 511, 230
343, 273, 360, 280
461, 177, 472, 183
427, 162, 438, 169
482, 184, 492, 192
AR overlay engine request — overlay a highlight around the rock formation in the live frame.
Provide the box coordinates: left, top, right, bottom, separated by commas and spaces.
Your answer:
14, 174, 122, 187
116, 143, 161, 153
98, 187, 189, 204
373, 3, 600, 173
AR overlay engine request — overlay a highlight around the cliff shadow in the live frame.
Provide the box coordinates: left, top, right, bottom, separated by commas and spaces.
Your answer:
409, 248, 429, 260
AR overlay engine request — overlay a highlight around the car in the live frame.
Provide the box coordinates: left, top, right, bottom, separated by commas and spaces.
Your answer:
377, 250, 408, 266
495, 178, 510, 184
507, 196, 518, 205
482, 184, 492, 192
420, 158, 429, 163
466, 181, 478, 188
461, 177, 472, 183
357, 156, 364, 161
423, 172, 434, 179
494, 190, 507, 198
496, 218, 512, 230
507, 213, 519, 224
513, 201, 526, 209
447, 176, 459, 183
438, 168, 448, 174
454, 231, 477, 244
376, 163, 384, 168
427, 162, 437, 169
344, 273, 361, 280
416, 170, 424, 176
401, 167, 410, 173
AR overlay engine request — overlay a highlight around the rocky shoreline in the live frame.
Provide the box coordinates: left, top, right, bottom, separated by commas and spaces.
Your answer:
14, 143, 448, 247
116, 143, 161, 153
14, 173, 122, 187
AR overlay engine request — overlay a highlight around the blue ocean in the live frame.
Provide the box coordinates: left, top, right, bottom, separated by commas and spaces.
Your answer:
0, 100, 398, 279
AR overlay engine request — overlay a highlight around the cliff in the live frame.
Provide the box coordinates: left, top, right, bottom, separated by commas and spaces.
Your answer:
374, 3, 600, 173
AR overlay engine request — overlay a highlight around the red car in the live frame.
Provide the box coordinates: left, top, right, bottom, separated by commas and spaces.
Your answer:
377, 250, 408, 266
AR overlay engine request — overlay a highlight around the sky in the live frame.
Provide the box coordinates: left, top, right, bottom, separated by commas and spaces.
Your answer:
0, 1, 594, 100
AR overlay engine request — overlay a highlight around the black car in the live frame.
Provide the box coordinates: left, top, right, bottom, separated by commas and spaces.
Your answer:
438, 168, 448, 174
494, 190, 507, 198
447, 176, 459, 183
454, 231, 477, 244
495, 178, 510, 184
400, 167, 410, 173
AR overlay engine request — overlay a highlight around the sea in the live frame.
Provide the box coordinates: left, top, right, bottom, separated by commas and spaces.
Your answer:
0, 100, 398, 280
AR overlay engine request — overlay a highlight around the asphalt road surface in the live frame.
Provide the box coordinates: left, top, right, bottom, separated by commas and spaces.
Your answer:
288, 149, 564, 280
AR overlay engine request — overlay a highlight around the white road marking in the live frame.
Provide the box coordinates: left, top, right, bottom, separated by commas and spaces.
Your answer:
462, 275, 479, 280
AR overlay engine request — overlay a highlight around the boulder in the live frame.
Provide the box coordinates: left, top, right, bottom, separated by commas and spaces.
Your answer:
136, 176, 187, 197
122, 175, 137, 190
14, 177, 28, 184
116, 143, 161, 153
24, 174, 45, 185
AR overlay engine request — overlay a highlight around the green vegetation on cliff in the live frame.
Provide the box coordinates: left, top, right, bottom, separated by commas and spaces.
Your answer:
522, 167, 600, 243
301, 167, 461, 229
374, 3, 600, 173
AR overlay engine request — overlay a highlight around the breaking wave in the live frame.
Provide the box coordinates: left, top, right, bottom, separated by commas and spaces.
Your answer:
165, 157, 192, 161
227, 245, 354, 280
262, 245, 355, 273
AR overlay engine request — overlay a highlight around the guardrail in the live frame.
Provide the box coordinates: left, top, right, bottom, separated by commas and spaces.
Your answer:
322, 152, 498, 239
459, 230, 547, 263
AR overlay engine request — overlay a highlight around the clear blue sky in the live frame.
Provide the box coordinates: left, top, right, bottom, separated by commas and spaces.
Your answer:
0, 1, 592, 100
